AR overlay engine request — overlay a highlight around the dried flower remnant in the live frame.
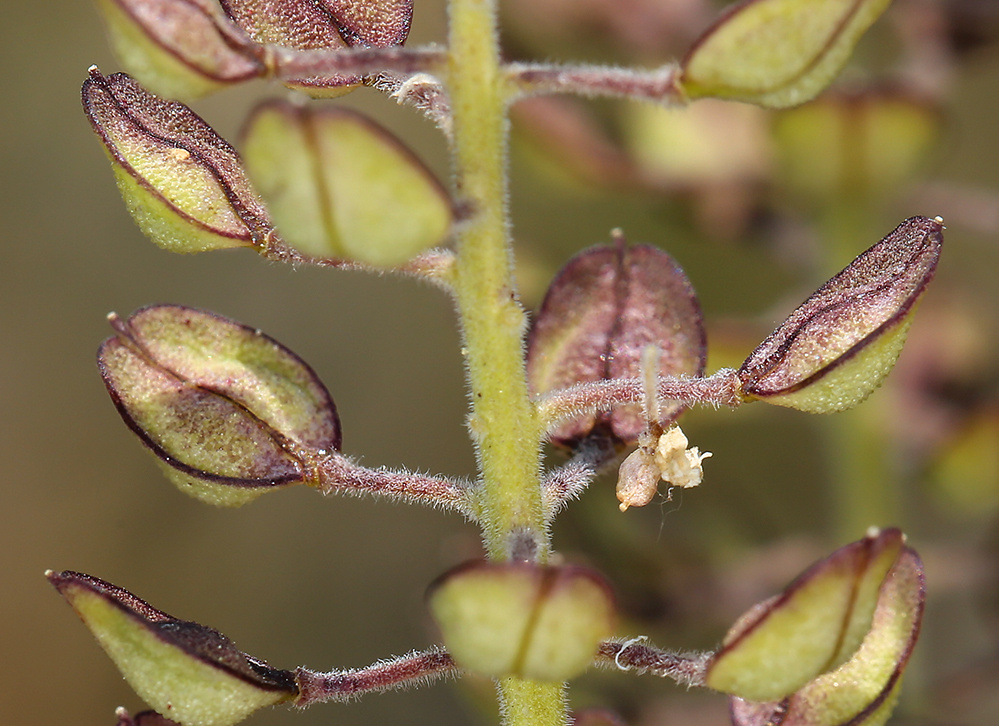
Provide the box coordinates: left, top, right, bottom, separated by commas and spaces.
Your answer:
83, 69, 277, 255
428, 561, 615, 682
94, 0, 264, 101
48, 571, 298, 726
681, 0, 895, 109
738, 216, 943, 413
527, 234, 706, 447
242, 101, 453, 267
616, 425, 711, 511
99, 305, 341, 506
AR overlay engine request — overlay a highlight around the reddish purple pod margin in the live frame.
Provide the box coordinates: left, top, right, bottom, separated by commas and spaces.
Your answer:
47, 571, 299, 695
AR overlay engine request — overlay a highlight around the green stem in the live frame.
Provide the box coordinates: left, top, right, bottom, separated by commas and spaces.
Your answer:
446, 0, 546, 561
446, 0, 564, 723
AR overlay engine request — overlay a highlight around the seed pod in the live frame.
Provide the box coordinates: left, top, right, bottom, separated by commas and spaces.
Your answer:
527, 235, 706, 446
428, 562, 616, 682
773, 91, 940, 208
48, 571, 298, 726
320, 0, 413, 47
738, 216, 943, 413
83, 69, 276, 255
682, 0, 894, 109
705, 528, 905, 702
218, 0, 361, 97
98, 305, 341, 507
242, 101, 453, 268
94, 0, 263, 101
728, 546, 924, 726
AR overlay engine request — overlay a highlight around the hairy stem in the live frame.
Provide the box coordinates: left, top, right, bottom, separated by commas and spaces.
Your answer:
446, 0, 563, 722
314, 453, 474, 516
447, 0, 546, 561
295, 647, 458, 706
536, 369, 744, 435
506, 62, 684, 104
269, 45, 447, 80
595, 639, 710, 687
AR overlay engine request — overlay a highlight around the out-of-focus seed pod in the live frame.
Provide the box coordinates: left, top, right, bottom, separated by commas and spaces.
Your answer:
48, 571, 298, 726
98, 305, 341, 507
242, 101, 453, 268
681, 0, 894, 109
527, 235, 706, 447
218, 0, 361, 97
427, 562, 616, 682
622, 99, 772, 189
773, 91, 940, 208
83, 69, 276, 255
94, 0, 264, 102
738, 216, 943, 413
930, 409, 999, 519
728, 545, 925, 726
705, 528, 905, 702
321, 0, 413, 47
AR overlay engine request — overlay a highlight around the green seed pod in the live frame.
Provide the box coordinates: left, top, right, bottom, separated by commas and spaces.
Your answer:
48, 571, 298, 726
526, 234, 706, 447
93, 0, 263, 102
427, 562, 616, 682
705, 528, 904, 702
83, 69, 276, 255
242, 101, 453, 268
99, 305, 341, 507
729, 545, 924, 726
738, 216, 943, 413
682, 0, 894, 109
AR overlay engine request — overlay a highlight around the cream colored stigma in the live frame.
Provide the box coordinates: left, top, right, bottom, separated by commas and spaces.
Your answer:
616, 425, 711, 512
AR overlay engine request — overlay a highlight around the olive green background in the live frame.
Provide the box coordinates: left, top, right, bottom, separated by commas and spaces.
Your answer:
3, 1, 999, 725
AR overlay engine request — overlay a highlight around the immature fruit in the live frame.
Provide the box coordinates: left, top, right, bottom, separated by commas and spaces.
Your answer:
527, 235, 705, 446
83, 69, 275, 255
99, 305, 340, 506
728, 545, 925, 726
428, 562, 616, 682
49, 571, 298, 726
94, 0, 263, 101
705, 528, 905, 701
738, 216, 943, 413
242, 101, 452, 267
682, 0, 895, 109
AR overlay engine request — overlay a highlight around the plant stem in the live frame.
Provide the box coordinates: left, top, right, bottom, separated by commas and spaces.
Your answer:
446, 0, 545, 561
446, 0, 565, 723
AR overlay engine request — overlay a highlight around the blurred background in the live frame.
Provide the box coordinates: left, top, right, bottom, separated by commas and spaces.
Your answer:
2, 0, 998, 725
